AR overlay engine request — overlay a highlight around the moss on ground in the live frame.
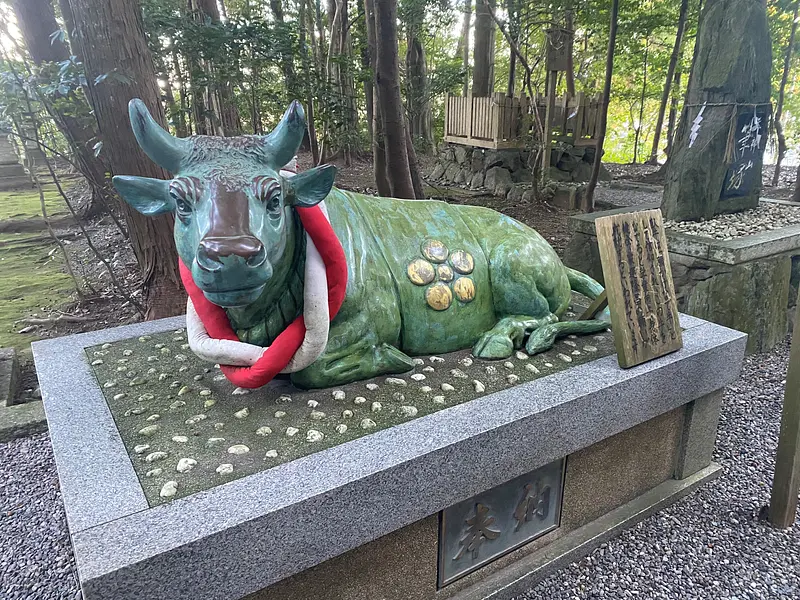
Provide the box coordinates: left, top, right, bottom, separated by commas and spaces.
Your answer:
0, 184, 78, 353
0, 184, 69, 221
0, 232, 76, 353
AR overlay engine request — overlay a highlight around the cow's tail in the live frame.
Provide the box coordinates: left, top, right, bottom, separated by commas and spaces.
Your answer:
566, 267, 603, 301
525, 267, 610, 355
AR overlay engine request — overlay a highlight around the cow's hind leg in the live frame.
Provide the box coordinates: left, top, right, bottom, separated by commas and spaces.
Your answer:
291, 339, 415, 389
473, 314, 558, 359
525, 319, 609, 355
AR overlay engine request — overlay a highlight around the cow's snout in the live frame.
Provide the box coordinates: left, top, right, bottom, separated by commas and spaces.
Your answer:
196, 236, 267, 272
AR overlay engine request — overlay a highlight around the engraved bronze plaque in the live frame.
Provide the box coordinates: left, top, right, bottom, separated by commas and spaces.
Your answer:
437, 458, 565, 587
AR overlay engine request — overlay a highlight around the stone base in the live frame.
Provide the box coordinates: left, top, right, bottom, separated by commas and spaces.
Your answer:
565, 203, 800, 354
543, 183, 586, 210
247, 403, 718, 600
32, 315, 745, 600
0, 400, 47, 443
428, 143, 611, 199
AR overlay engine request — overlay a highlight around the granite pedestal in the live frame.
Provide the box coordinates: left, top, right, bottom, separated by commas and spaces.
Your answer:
32, 314, 746, 600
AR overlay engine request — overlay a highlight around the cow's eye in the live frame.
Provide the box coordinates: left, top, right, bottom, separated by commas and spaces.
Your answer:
254, 177, 281, 214
175, 198, 191, 214
265, 194, 281, 214
169, 178, 200, 218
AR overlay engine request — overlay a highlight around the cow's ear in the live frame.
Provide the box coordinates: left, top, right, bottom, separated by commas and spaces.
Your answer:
285, 164, 336, 207
112, 176, 175, 215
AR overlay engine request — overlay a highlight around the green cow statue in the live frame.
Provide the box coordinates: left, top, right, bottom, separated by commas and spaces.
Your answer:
113, 99, 609, 389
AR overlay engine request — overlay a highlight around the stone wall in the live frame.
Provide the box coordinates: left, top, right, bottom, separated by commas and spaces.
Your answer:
428, 142, 612, 209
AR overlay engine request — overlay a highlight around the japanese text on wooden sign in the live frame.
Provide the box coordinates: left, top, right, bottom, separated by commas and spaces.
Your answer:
595, 209, 683, 368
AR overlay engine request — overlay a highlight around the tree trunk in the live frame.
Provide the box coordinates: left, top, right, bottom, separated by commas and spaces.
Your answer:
772, 0, 799, 186
665, 68, 682, 157
647, 0, 689, 164
373, 0, 416, 198
633, 40, 649, 164
57, 0, 80, 57
505, 0, 519, 96
12, 0, 110, 216
300, 0, 320, 163
326, 0, 358, 165
565, 6, 576, 97
270, 0, 298, 97
187, 0, 242, 136
794, 164, 800, 202
583, 0, 620, 212
472, 0, 495, 96
457, 0, 472, 97
662, 0, 772, 221
406, 29, 433, 150
405, 122, 424, 199
364, 0, 390, 195
170, 44, 190, 136
68, 0, 185, 318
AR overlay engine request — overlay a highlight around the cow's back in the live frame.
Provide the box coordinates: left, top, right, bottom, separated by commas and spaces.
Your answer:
325, 189, 498, 355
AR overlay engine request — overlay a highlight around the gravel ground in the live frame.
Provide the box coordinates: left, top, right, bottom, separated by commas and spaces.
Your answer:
1, 434, 79, 599
518, 339, 800, 600
1, 341, 797, 600
665, 203, 800, 240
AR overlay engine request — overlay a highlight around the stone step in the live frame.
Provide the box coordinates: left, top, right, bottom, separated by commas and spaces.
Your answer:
0, 176, 33, 191
0, 163, 26, 177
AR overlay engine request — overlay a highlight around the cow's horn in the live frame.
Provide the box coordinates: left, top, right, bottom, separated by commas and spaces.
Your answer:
262, 100, 306, 169
128, 98, 188, 174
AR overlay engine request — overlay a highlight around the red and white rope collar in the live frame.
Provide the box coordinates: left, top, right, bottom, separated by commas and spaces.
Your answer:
182, 199, 347, 389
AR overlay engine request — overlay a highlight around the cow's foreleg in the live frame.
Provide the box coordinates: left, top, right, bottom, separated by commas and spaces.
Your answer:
291, 340, 415, 389
473, 314, 559, 359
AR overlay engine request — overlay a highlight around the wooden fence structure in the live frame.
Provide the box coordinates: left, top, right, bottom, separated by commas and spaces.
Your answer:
444, 91, 603, 150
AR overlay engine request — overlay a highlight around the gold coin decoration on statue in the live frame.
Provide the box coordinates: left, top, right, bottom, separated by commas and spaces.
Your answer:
425, 282, 453, 311
453, 277, 476, 303
437, 264, 454, 282
421, 239, 449, 263
407, 258, 436, 286
450, 250, 474, 274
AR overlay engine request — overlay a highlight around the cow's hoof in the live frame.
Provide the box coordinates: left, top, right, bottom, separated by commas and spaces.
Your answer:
473, 333, 513, 360
375, 343, 416, 373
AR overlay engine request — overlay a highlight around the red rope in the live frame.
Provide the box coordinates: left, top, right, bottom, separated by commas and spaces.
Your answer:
180, 204, 347, 388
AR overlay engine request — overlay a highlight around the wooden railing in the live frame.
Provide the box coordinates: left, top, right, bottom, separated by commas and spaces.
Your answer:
444, 91, 603, 150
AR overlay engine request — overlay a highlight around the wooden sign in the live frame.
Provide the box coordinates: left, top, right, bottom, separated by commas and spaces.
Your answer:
545, 27, 572, 72
769, 288, 800, 528
720, 104, 769, 200
595, 209, 683, 368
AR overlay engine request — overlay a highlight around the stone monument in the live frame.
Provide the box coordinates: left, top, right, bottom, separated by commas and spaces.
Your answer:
661, 0, 772, 221
32, 98, 747, 600
0, 134, 32, 191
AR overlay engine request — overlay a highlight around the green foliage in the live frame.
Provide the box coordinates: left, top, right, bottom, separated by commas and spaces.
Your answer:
6, 0, 798, 167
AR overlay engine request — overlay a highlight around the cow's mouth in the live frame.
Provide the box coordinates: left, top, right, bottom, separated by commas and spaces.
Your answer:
201, 283, 267, 308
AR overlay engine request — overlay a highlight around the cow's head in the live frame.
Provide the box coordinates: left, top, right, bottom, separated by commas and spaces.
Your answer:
112, 99, 336, 308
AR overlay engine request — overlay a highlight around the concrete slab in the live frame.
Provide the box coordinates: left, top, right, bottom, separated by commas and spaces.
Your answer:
0, 347, 18, 407
0, 400, 47, 443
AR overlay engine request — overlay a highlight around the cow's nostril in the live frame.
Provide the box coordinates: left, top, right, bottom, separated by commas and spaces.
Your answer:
196, 244, 223, 272
247, 244, 267, 268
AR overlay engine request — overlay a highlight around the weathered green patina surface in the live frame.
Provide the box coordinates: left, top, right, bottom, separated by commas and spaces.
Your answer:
113, 100, 608, 388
